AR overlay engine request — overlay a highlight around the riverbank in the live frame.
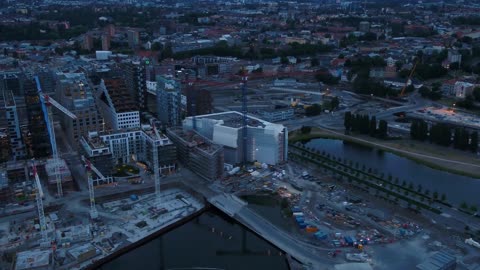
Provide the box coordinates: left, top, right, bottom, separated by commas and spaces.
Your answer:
69, 188, 206, 270
87, 204, 208, 270
289, 127, 480, 179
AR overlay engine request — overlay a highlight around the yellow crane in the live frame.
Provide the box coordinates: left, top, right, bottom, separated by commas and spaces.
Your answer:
400, 61, 419, 97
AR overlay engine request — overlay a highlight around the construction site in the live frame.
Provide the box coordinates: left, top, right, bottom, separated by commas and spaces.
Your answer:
0, 75, 206, 270
0, 183, 205, 270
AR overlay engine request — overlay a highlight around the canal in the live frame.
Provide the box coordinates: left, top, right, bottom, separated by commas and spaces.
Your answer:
99, 209, 289, 270
305, 138, 480, 206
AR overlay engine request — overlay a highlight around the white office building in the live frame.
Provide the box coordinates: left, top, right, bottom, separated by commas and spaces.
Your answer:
183, 111, 288, 165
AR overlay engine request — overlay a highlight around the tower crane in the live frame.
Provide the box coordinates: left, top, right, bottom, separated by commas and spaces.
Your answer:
34, 76, 77, 197
152, 125, 162, 203
83, 158, 98, 219
400, 61, 419, 97
31, 160, 48, 244
80, 155, 114, 187
241, 75, 248, 166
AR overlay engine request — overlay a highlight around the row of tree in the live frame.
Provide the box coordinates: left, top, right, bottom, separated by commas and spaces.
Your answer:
293, 143, 448, 209
410, 120, 479, 152
344, 112, 388, 138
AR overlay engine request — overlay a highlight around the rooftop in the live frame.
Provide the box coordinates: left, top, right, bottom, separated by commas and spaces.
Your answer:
168, 127, 222, 155
199, 111, 266, 129
15, 249, 51, 270
416, 251, 456, 270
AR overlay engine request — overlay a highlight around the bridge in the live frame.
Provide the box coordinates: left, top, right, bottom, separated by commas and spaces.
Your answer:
207, 194, 333, 270
178, 172, 334, 269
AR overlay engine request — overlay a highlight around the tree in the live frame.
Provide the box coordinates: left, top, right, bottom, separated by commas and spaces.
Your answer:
441, 193, 446, 201
305, 104, 322, 116
417, 184, 422, 193
300, 126, 312, 134
316, 73, 340, 85
453, 128, 470, 150
280, 198, 289, 209
327, 97, 340, 111
151, 42, 162, 51
433, 191, 438, 200
378, 120, 388, 139
405, 84, 415, 93
344, 111, 352, 132
473, 87, 480, 102
311, 58, 319, 67
369, 116, 377, 137
281, 56, 289, 65
470, 131, 479, 153
460, 202, 468, 209
419, 86, 431, 98
429, 123, 452, 146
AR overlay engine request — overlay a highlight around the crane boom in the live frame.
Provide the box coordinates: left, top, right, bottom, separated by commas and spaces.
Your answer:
46, 96, 77, 120
80, 155, 114, 186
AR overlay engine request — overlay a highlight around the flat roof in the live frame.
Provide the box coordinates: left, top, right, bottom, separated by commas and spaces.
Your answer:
168, 127, 222, 154
15, 249, 51, 270
67, 243, 97, 260
416, 251, 456, 270
197, 111, 266, 129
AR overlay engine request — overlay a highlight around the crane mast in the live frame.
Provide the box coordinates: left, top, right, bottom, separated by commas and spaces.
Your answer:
35, 76, 77, 197
241, 76, 248, 166
152, 125, 161, 203
84, 159, 98, 219
31, 160, 48, 243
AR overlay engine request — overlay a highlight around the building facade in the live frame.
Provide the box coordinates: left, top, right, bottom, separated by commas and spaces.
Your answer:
55, 72, 103, 145
454, 81, 474, 99
183, 111, 288, 165
24, 78, 50, 158
167, 127, 223, 181
155, 75, 183, 127
81, 125, 176, 174
122, 60, 147, 110
97, 78, 140, 131
3, 90, 26, 160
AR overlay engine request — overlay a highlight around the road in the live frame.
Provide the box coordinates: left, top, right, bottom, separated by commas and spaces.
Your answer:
374, 93, 430, 119
269, 87, 324, 96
